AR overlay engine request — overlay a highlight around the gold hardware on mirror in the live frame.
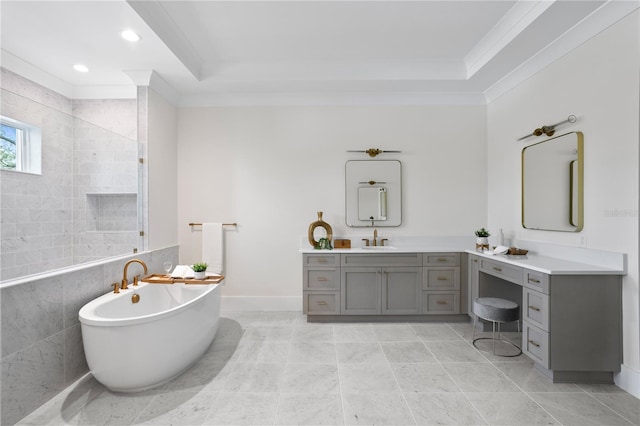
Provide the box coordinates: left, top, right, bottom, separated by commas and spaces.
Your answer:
131, 293, 140, 304
517, 115, 577, 141
308, 212, 333, 249
347, 148, 402, 157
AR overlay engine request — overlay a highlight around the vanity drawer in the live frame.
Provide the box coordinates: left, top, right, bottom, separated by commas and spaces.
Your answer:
422, 291, 460, 314
423, 267, 460, 290
523, 288, 549, 331
304, 292, 340, 315
424, 252, 460, 267
341, 253, 422, 267
523, 321, 550, 369
523, 269, 550, 294
304, 254, 339, 267
304, 268, 340, 291
479, 258, 522, 285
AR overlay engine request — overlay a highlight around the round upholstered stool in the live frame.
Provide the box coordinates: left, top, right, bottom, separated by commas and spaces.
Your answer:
472, 297, 522, 357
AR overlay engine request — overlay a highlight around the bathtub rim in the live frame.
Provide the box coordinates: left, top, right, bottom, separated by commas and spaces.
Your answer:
79, 281, 221, 327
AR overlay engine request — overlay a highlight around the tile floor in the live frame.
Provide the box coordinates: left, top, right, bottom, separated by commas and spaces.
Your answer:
18, 311, 640, 425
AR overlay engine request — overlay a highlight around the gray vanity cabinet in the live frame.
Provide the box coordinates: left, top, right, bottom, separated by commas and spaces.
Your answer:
471, 254, 622, 383
422, 253, 461, 314
303, 253, 341, 315
341, 253, 422, 315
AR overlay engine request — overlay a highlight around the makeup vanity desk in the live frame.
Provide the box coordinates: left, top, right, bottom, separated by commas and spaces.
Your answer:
467, 250, 625, 383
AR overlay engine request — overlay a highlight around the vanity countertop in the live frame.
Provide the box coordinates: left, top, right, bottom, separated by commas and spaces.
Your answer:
468, 249, 625, 275
298, 244, 626, 276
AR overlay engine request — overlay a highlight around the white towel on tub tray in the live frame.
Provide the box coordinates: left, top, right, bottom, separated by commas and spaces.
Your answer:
202, 222, 223, 274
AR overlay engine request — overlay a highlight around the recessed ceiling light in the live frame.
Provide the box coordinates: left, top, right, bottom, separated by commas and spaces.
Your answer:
73, 64, 89, 73
120, 30, 141, 42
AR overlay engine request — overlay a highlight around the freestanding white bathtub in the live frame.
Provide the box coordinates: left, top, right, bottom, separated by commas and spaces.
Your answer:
79, 281, 221, 392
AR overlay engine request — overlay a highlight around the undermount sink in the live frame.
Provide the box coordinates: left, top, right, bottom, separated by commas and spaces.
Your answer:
361, 246, 397, 250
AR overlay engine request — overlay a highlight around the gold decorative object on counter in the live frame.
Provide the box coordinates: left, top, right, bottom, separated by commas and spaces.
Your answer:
507, 247, 529, 255
308, 211, 333, 248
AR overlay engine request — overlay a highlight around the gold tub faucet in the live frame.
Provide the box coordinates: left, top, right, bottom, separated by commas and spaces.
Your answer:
122, 259, 148, 290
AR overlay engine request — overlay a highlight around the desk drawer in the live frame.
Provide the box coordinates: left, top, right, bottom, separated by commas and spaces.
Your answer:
422, 291, 460, 314
424, 253, 460, 266
304, 254, 339, 267
523, 269, 550, 294
423, 267, 460, 290
479, 258, 522, 285
304, 292, 340, 315
523, 321, 549, 369
304, 268, 340, 291
523, 288, 549, 331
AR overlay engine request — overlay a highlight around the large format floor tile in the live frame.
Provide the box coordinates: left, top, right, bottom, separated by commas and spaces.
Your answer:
16, 311, 640, 426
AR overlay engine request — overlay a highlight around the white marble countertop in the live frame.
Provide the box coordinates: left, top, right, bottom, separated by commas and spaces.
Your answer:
466, 249, 626, 275
298, 235, 626, 276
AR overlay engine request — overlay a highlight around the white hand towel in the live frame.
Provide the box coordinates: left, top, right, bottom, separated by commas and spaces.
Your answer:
202, 223, 224, 274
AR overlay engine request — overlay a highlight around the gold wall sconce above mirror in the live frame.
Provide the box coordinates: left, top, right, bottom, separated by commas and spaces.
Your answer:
517, 115, 577, 141
522, 131, 583, 232
347, 148, 402, 157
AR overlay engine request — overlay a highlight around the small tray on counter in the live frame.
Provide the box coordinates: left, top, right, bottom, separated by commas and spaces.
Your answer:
141, 274, 225, 284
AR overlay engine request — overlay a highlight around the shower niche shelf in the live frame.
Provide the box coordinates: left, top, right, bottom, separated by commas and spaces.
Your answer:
86, 193, 137, 232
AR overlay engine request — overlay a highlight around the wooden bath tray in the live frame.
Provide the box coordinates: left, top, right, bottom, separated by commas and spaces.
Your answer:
141, 274, 225, 285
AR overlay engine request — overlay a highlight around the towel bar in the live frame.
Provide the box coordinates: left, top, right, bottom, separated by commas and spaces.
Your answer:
188, 222, 237, 227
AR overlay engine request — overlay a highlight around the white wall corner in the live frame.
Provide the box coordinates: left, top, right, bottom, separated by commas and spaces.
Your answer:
123, 70, 179, 106
615, 364, 640, 399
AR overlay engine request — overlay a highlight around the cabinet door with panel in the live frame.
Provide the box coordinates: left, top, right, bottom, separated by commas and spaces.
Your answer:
341, 267, 381, 315
382, 267, 422, 314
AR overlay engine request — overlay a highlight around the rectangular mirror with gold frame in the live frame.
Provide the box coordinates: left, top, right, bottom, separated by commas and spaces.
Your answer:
522, 131, 583, 232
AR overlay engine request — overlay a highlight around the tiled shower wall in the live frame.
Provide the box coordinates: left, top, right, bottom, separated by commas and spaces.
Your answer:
72, 116, 139, 264
0, 68, 139, 280
1, 72, 75, 279
0, 245, 179, 425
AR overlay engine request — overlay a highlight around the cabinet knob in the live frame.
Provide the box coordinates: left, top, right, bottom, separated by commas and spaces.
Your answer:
493, 266, 502, 272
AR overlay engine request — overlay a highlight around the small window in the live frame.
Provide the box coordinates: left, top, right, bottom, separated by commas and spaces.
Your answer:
0, 116, 41, 174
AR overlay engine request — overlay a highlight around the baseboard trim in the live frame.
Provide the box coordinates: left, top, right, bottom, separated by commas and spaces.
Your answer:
222, 296, 302, 311
615, 364, 640, 399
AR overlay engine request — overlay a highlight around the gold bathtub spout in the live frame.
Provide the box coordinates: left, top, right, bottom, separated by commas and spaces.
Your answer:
122, 259, 148, 290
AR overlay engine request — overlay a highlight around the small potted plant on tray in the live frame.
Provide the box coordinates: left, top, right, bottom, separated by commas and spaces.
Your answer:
192, 262, 208, 280
475, 228, 490, 250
